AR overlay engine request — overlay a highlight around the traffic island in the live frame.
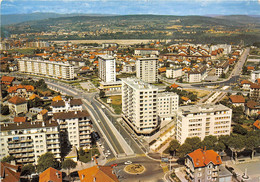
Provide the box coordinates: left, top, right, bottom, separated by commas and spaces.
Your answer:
124, 164, 146, 175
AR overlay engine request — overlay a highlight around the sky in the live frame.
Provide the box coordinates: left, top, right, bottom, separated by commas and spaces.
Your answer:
1, 0, 260, 16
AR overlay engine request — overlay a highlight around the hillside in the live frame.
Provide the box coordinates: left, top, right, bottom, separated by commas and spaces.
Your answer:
2, 15, 260, 44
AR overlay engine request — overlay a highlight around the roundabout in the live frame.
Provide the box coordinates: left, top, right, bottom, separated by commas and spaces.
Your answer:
124, 164, 146, 175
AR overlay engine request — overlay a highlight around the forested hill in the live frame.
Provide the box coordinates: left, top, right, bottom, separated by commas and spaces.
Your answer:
2, 14, 260, 44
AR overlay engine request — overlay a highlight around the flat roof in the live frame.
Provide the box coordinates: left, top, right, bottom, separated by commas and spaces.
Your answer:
98, 54, 115, 60
121, 77, 158, 90
179, 104, 230, 114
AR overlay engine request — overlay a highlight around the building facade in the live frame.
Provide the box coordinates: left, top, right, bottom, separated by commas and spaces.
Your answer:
18, 57, 74, 80
185, 149, 224, 182
215, 60, 229, 77
158, 92, 179, 117
53, 111, 92, 149
121, 78, 159, 135
176, 104, 232, 144
136, 58, 158, 83
188, 65, 207, 83
166, 67, 182, 79
0, 121, 61, 165
98, 55, 116, 83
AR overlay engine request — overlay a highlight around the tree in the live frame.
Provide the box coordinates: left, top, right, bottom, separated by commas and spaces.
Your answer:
233, 125, 247, 135
37, 152, 59, 173
168, 139, 180, 156
79, 147, 85, 156
21, 164, 36, 176
61, 159, 77, 179
99, 90, 105, 98
177, 143, 193, 158
245, 136, 259, 159
228, 135, 245, 161
1, 105, 10, 115
184, 137, 201, 151
1, 155, 15, 163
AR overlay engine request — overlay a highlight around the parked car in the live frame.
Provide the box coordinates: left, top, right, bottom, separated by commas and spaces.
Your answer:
124, 161, 132, 165
111, 163, 118, 167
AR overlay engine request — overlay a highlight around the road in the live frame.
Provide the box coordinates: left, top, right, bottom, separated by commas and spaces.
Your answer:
159, 47, 250, 92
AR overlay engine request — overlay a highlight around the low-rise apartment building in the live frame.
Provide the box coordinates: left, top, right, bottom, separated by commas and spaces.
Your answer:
7, 85, 34, 99
134, 48, 159, 56
188, 65, 207, 83
215, 60, 229, 77
0, 121, 61, 165
176, 104, 232, 144
53, 110, 92, 149
166, 67, 182, 79
51, 98, 83, 113
18, 57, 74, 80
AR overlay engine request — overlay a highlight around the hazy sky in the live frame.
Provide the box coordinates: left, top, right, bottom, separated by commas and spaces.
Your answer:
1, 0, 260, 15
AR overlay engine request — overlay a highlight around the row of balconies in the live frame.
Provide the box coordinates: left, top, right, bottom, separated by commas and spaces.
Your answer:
8, 144, 33, 149
14, 153, 34, 158
9, 149, 34, 154
17, 158, 35, 163
8, 139, 33, 144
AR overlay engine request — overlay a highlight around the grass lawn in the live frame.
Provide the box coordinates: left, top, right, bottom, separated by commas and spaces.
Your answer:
100, 95, 122, 114
109, 95, 122, 114
7, 48, 36, 55
79, 148, 100, 163
183, 88, 211, 98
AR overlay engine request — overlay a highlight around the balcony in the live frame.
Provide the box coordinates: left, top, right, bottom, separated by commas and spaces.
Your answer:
80, 136, 91, 139
9, 149, 34, 154
8, 139, 33, 144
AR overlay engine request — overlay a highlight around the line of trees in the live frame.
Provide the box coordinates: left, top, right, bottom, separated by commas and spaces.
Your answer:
165, 131, 260, 162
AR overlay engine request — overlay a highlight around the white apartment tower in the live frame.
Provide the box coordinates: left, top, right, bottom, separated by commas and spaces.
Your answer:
18, 57, 74, 80
98, 55, 116, 83
122, 78, 159, 135
136, 58, 158, 83
0, 121, 61, 165
176, 104, 232, 144
158, 92, 179, 117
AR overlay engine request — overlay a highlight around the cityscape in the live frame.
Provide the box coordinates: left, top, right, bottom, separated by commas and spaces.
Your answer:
1, 0, 260, 182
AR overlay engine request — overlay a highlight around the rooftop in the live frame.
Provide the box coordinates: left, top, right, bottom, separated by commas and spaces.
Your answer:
78, 165, 119, 182
98, 54, 115, 60
229, 95, 245, 103
187, 149, 222, 168
1, 121, 58, 131
39, 167, 62, 182
8, 96, 27, 105
179, 104, 230, 114
121, 77, 158, 90
53, 110, 89, 120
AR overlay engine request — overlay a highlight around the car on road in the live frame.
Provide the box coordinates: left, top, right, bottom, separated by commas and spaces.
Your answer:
124, 161, 132, 165
111, 163, 118, 167
101, 105, 105, 109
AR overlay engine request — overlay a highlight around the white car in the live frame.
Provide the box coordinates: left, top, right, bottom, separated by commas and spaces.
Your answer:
124, 161, 132, 165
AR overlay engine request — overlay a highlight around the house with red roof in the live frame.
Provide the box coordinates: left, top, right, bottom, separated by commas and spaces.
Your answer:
169, 83, 181, 90
8, 96, 27, 115
13, 117, 27, 122
7, 84, 34, 99
185, 149, 232, 182
229, 95, 245, 107
1, 75, 15, 86
78, 165, 119, 182
39, 167, 62, 182
253, 120, 260, 130
0, 162, 21, 182
245, 100, 260, 116
240, 80, 252, 90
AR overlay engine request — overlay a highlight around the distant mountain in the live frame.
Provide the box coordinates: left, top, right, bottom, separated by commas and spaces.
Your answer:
1, 12, 113, 25
215, 15, 260, 25
2, 14, 260, 45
